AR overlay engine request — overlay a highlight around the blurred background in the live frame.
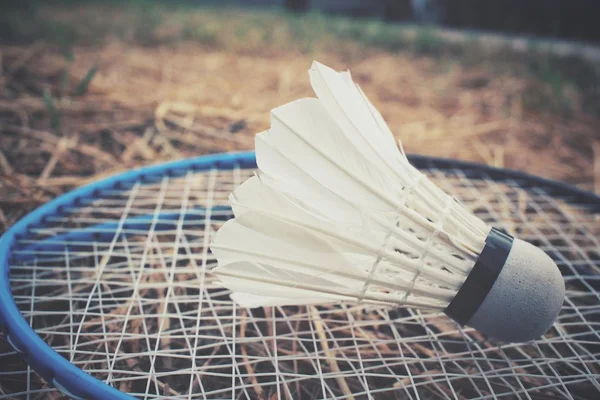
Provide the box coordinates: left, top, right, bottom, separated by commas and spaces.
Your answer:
1, 0, 599, 234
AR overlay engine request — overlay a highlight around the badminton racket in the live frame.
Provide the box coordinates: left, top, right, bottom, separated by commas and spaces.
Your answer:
1, 151, 599, 399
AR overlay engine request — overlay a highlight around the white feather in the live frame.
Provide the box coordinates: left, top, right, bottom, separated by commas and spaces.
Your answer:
222, 177, 463, 287
310, 61, 489, 251
213, 202, 457, 298
211, 61, 493, 311
255, 137, 472, 275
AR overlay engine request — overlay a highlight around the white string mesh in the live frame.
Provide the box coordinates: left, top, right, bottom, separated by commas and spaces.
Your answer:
1, 162, 599, 399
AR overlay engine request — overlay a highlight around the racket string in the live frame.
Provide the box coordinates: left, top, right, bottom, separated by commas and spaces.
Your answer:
3, 166, 600, 399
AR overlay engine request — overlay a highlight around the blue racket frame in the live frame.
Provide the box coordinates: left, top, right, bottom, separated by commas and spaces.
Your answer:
0, 151, 256, 400
1, 150, 599, 400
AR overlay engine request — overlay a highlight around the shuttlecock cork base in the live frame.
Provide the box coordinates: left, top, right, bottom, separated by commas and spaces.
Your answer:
444, 228, 565, 342
212, 60, 566, 344
463, 236, 565, 342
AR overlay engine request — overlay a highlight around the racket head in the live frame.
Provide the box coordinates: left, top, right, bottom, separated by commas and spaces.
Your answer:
1, 151, 599, 399
0, 152, 255, 400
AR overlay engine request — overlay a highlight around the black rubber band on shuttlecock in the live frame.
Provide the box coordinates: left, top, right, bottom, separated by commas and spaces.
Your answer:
444, 228, 514, 326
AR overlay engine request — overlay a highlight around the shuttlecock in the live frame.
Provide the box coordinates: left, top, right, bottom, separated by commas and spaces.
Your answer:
210, 61, 565, 343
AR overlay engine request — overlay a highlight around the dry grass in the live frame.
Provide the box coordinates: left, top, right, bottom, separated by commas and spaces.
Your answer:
1, 2, 599, 229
